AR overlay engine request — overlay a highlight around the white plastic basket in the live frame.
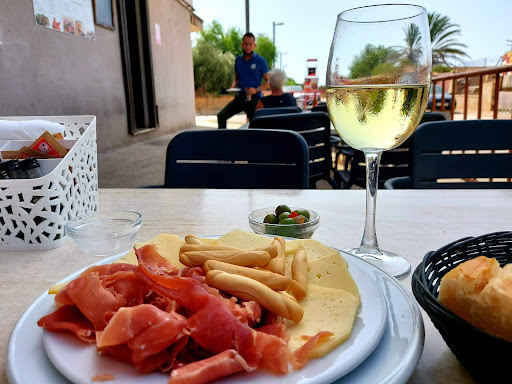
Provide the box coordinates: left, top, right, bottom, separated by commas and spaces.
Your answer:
0, 115, 98, 251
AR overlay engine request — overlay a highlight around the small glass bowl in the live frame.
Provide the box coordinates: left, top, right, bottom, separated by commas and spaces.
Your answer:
65, 210, 142, 256
248, 207, 320, 239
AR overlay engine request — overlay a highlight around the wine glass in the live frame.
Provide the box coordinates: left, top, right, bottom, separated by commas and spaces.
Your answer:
326, 4, 432, 278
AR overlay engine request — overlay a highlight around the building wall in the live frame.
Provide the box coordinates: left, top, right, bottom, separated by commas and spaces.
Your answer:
147, 0, 196, 132
0, 0, 196, 153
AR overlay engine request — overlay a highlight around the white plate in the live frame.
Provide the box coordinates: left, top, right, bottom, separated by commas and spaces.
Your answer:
7, 246, 424, 384
227, 88, 241, 93
41, 258, 387, 384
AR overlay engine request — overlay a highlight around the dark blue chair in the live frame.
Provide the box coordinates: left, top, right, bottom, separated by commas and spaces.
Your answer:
385, 120, 512, 189
335, 112, 448, 189
164, 129, 309, 189
311, 102, 328, 113
252, 106, 302, 119
249, 111, 338, 189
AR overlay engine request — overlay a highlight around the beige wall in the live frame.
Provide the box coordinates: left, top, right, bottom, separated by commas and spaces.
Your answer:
148, 0, 196, 132
0, 0, 197, 153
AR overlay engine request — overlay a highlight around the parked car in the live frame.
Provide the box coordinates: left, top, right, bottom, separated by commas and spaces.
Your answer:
283, 85, 302, 92
283, 85, 303, 97
427, 84, 456, 110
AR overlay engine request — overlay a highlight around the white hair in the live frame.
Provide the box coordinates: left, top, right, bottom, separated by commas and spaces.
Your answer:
268, 69, 287, 90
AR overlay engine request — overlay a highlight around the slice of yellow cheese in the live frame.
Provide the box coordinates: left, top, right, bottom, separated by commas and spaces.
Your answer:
286, 285, 361, 358
217, 229, 274, 249
48, 282, 67, 295
286, 239, 348, 267
308, 254, 360, 299
116, 233, 185, 268
198, 238, 219, 245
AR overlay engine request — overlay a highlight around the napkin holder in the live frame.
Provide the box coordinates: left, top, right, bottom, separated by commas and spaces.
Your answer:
0, 115, 98, 251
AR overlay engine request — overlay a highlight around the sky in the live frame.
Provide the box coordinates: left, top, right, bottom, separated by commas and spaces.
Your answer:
191, 0, 512, 86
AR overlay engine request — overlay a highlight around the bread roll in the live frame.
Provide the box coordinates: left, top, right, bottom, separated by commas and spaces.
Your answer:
473, 263, 512, 342
438, 256, 512, 342
438, 256, 500, 323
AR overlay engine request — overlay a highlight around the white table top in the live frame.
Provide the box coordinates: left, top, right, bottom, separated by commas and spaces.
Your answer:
2, 188, 511, 384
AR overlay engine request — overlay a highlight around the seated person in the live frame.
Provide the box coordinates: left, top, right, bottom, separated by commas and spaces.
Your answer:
256, 69, 297, 110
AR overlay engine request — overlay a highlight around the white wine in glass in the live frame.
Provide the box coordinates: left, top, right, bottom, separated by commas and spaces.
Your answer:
326, 5, 432, 278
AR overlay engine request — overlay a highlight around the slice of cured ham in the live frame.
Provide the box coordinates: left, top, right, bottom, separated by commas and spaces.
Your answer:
96, 304, 189, 373
168, 349, 254, 384
37, 305, 96, 342
291, 331, 334, 369
96, 304, 187, 348
66, 274, 126, 330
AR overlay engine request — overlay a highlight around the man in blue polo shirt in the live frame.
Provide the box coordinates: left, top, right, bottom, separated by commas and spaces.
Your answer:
217, 32, 270, 128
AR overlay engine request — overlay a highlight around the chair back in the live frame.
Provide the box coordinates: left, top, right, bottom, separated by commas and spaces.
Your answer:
164, 129, 309, 189
253, 106, 302, 119
249, 112, 338, 188
409, 120, 512, 188
311, 103, 328, 113
335, 111, 448, 189
337, 145, 411, 189
420, 111, 446, 123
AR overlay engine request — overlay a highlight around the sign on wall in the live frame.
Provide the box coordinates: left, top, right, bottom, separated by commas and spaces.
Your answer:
32, 0, 96, 40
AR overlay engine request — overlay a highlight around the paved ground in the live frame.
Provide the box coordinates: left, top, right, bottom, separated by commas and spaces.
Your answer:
98, 113, 261, 188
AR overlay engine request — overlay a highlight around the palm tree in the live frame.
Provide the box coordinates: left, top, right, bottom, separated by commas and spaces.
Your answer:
403, 23, 423, 62
428, 12, 469, 66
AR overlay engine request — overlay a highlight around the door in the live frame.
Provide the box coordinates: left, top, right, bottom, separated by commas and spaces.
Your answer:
117, 0, 158, 134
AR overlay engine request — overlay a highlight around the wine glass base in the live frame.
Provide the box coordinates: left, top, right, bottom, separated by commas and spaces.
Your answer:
341, 248, 411, 279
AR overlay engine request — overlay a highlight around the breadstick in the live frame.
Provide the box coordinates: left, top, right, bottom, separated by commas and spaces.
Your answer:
284, 256, 292, 279
205, 270, 303, 323
180, 250, 270, 268
275, 236, 286, 256
203, 260, 291, 291
184, 235, 204, 245
180, 243, 278, 258
290, 280, 307, 301
267, 237, 285, 274
252, 244, 278, 258
180, 244, 244, 253
290, 249, 308, 300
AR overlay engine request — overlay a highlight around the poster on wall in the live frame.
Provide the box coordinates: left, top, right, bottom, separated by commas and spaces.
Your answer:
32, 0, 96, 40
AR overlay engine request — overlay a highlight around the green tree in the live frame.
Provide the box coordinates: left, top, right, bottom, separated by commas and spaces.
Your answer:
349, 44, 397, 78
428, 12, 469, 66
222, 28, 243, 56
193, 39, 234, 95
199, 20, 225, 48
254, 35, 276, 69
403, 23, 423, 62
433, 64, 452, 73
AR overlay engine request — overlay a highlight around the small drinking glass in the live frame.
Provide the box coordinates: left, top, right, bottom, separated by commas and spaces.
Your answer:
65, 210, 142, 257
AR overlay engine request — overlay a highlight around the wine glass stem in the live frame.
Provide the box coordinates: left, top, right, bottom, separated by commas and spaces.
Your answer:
357, 151, 383, 256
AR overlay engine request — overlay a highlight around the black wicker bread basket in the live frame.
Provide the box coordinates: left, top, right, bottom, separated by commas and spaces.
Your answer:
412, 231, 512, 384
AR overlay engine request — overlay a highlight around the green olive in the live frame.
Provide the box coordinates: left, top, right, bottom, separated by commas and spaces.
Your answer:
277, 218, 297, 237
275, 204, 291, 217
293, 209, 311, 220
263, 214, 279, 224
278, 211, 291, 222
